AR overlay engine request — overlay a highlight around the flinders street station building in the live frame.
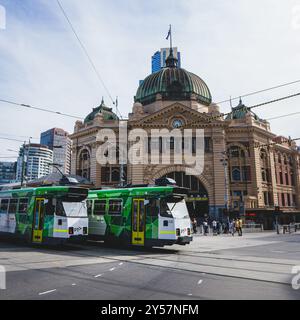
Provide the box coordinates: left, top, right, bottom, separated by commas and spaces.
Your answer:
70, 50, 300, 230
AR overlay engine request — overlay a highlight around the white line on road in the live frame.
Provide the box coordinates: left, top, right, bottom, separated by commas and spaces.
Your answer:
72, 284, 76, 286
198, 280, 203, 285
119, 263, 124, 266
94, 274, 102, 278
188, 293, 193, 296
38, 289, 57, 296
109, 268, 116, 271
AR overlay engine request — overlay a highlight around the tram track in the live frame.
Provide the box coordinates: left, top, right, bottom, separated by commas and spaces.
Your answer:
1, 241, 294, 285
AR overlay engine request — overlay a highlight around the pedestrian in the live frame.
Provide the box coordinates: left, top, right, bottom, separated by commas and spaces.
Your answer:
192, 218, 197, 234
238, 218, 243, 236
230, 220, 235, 236
217, 221, 221, 235
203, 220, 209, 236
212, 220, 217, 235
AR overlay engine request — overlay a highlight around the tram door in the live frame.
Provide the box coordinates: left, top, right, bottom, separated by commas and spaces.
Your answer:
32, 198, 45, 243
132, 199, 145, 246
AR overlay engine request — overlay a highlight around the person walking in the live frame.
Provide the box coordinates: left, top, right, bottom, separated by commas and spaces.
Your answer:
238, 218, 243, 236
212, 220, 217, 235
230, 220, 235, 236
203, 220, 209, 236
192, 218, 197, 234
235, 218, 240, 236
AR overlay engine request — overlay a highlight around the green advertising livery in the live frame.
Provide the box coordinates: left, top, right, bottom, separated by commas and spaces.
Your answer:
0, 186, 89, 244
87, 183, 193, 247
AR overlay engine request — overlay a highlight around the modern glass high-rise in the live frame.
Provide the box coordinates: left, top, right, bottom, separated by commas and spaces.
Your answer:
40, 128, 72, 174
16, 144, 53, 182
0, 162, 16, 184
151, 47, 181, 73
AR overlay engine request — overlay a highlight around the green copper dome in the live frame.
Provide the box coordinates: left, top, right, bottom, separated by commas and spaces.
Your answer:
135, 53, 212, 106
84, 98, 119, 124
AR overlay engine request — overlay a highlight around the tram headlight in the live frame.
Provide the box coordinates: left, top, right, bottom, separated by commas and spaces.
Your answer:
187, 228, 191, 236
176, 228, 180, 236
69, 227, 74, 235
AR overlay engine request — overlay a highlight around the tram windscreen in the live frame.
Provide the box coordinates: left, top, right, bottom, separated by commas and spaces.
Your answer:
56, 199, 87, 218
160, 197, 189, 219
167, 199, 189, 219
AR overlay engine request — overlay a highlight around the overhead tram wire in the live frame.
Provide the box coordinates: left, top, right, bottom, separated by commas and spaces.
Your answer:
205, 92, 300, 123
0, 133, 39, 140
56, 0, 123, 119
0, 136, 25, 143
267, 111, 300, 121
216, 79, 300, 105
0, 98, 83, 120
1, 91, 300, 129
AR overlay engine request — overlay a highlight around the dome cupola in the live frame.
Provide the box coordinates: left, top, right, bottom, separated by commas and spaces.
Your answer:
84, 98, 119, 124
135, 49, 212, 106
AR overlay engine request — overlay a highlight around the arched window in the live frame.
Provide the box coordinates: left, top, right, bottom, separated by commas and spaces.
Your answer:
232, 167, 241, 181
77, 149, 91, 180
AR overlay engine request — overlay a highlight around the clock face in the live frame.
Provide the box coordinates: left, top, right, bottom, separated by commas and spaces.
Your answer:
172, 119, 184, 128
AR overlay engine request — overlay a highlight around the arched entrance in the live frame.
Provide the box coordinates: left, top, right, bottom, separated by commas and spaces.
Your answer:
161, 171, 209, 220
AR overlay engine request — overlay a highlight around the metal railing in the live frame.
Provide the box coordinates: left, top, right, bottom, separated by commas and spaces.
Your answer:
277, 223, 300, 234
242, 223, 264, 233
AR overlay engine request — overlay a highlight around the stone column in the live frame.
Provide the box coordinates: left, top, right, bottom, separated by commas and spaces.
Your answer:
211, 129, 227, 219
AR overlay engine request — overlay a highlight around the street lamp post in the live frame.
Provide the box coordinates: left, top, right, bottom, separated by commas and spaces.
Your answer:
220, 153, 229, 221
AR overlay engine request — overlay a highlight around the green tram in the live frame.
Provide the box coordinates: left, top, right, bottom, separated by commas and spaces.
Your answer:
87, 184, 193, 247
0, 186, 89, 244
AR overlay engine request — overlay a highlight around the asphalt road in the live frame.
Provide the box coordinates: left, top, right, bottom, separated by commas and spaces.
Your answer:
0, 232, 300, 300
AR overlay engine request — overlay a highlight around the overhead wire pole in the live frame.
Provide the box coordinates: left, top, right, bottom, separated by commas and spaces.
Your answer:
56, 0, 123, 119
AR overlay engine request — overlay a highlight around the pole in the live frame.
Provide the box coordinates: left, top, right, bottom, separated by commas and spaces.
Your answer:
20, 141, 26, 187
170, 24, 172, 51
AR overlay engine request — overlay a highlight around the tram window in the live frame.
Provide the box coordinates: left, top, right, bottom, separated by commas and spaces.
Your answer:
94, 200, 106, 215
87, 200, 93, 215
0, 199, 9, 213
19, 198, 29, 214
133, 201, 138, 232
8, 199, 18, 214
45, 199, 55, 216
55, 200, 66, 217
146, 199, 159, 217
139, 202, 145, 230
108, 200, 122, 215
160, 199, 173, 218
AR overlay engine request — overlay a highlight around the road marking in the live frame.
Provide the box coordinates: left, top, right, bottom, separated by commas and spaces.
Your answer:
94, 274, 102, 278
72, 284, 76, 286
188, 293, 193, 296
119, 263, 123, 266
38, 289, 57, 296
198, 279, 203, 285
109, 268, 116, 271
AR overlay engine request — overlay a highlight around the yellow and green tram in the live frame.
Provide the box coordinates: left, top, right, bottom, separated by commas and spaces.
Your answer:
0, 186, 89, 244
87, 185, 193, 247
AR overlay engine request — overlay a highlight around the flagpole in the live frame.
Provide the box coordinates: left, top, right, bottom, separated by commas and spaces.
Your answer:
170, 24, 172, 51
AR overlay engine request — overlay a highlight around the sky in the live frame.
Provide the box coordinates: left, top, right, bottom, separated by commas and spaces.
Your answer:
0, 0, 300, 161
